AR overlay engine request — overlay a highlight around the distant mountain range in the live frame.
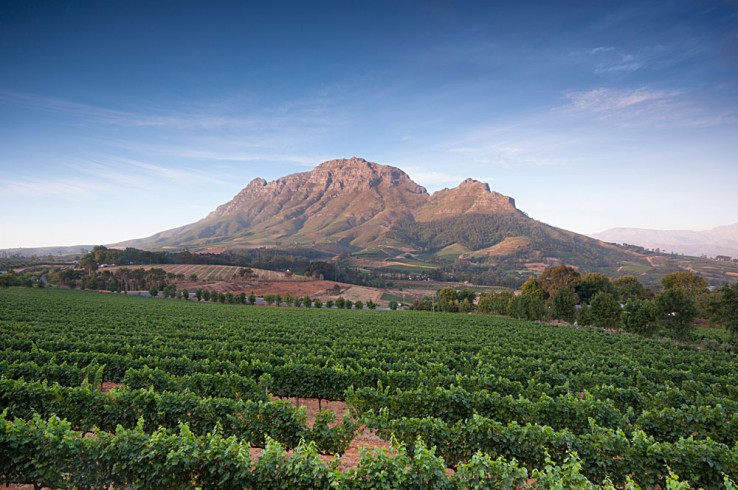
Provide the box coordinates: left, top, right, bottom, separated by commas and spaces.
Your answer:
590, 224, 738, 259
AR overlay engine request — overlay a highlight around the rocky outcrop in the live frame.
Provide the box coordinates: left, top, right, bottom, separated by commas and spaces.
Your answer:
118, 157, 519, 250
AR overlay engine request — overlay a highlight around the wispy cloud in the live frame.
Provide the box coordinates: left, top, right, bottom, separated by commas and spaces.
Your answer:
0, 176, 108, 199
590, 46, 615, 54
1, 155, 234, 199
0, 89, 335, 131
561, 87, 679, 114
559, 87, 737, 128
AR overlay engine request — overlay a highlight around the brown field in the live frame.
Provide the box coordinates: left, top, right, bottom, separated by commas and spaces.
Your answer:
107, 264, 384, 304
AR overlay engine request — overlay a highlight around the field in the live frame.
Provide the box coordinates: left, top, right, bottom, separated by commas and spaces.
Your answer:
105, 263, 384, 303
2, 288, 738, 488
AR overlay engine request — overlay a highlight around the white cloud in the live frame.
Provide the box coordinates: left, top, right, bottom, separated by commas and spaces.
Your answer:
590, 46, 615, 54
561, 87, 679, 114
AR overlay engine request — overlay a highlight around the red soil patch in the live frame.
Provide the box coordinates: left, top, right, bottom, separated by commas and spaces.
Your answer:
262, 396, 392, 470
101, 381, 124, 393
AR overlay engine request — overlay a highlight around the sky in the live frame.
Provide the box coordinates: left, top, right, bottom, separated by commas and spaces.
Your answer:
1, 0, 737, 249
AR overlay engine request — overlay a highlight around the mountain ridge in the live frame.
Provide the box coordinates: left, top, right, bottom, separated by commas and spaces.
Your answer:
117, 157, 524, 251
113, 157, 738, 286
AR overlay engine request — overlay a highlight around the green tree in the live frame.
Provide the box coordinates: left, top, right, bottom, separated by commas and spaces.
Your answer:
313, 298, 323, 308
148, 286, 158, 298
613, 275, 648, 302
589, 291, 621, 328
509, 294, 546, 321
195, 288, 203, 301
576, 273, 614, 305
457, 288, 476, 304
388, 300, 398, 310
656, 288, 697, 339
326, 299, 334, 309
264, 294, 275, 306
249, 291, 256, 305
344, 299, 353, 310
354, 300, 364, 310
477, 291, 513, 315
621, 298, 658, 336
538, 265, 581, 299
551, 288, 578, 323
303, 296, 312, 308
661, 271, 708, 298
336, 297, 346, 309
181, 288, 189, 300
366, 300, 377, 309
438, 287, 458, 312
719, 283, 738, 335
520, 276, 546, 301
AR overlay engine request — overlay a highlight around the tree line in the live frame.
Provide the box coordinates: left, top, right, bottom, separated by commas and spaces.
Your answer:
412, 266, 738, 341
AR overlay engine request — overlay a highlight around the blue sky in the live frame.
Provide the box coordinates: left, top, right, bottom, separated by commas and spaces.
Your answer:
1, 1, 737, 248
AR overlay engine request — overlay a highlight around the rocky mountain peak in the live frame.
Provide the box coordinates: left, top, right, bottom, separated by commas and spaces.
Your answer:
308, 157, 427, 194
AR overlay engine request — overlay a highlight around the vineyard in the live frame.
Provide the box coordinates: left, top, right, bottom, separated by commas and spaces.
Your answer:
1, 288, 737, 488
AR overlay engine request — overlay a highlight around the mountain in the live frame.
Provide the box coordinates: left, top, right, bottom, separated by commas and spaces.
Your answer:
590, 223, 738, 259
117, 157, 652, 280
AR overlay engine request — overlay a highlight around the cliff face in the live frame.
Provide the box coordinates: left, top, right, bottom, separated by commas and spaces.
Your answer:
118, 157, 519, 250
414, 178, 518, 222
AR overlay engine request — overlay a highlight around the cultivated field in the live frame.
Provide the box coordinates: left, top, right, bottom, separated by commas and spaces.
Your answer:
1, 288, 737, 488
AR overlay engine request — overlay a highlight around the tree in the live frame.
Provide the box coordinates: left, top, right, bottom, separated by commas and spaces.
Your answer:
551, 288, 577, 323
237, 292, 246, 304
576, 273, 614, 305
719, 283, 738, 335
538, 265, 581, 299
366, 300, 377, 309
354, 300, 364, 310
589, 291, 621, 328
303, 296, 313, 308
264, 294, 275, 306
313, 298, 323, 308
326, 299, 334, 309
149, 286, 159, 298
248, 291, 256, 306
181, 288, 189, 300
344, 299, 353, 310
388, 300, 398, 310
661, 271, 708, 298
438, 287, 458, 312
195, 289, 203, 301
477, 291, 513, 315
655, 288, 697, 339
520, 277, 545, 301
621, 298, 657, 336
336, 297, 346, 309
613, 275, 648, 302
225, 292, 234, 304
508, 294, 546, 321
457, 288, 476, 304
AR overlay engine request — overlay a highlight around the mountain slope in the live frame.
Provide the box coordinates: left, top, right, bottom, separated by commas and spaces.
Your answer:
591, 223, 738, 259
120, 158, 427, 250
117, 157, 651, 279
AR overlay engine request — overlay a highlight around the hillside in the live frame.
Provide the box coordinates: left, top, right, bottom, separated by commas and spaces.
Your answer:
113, 157, 738, 286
